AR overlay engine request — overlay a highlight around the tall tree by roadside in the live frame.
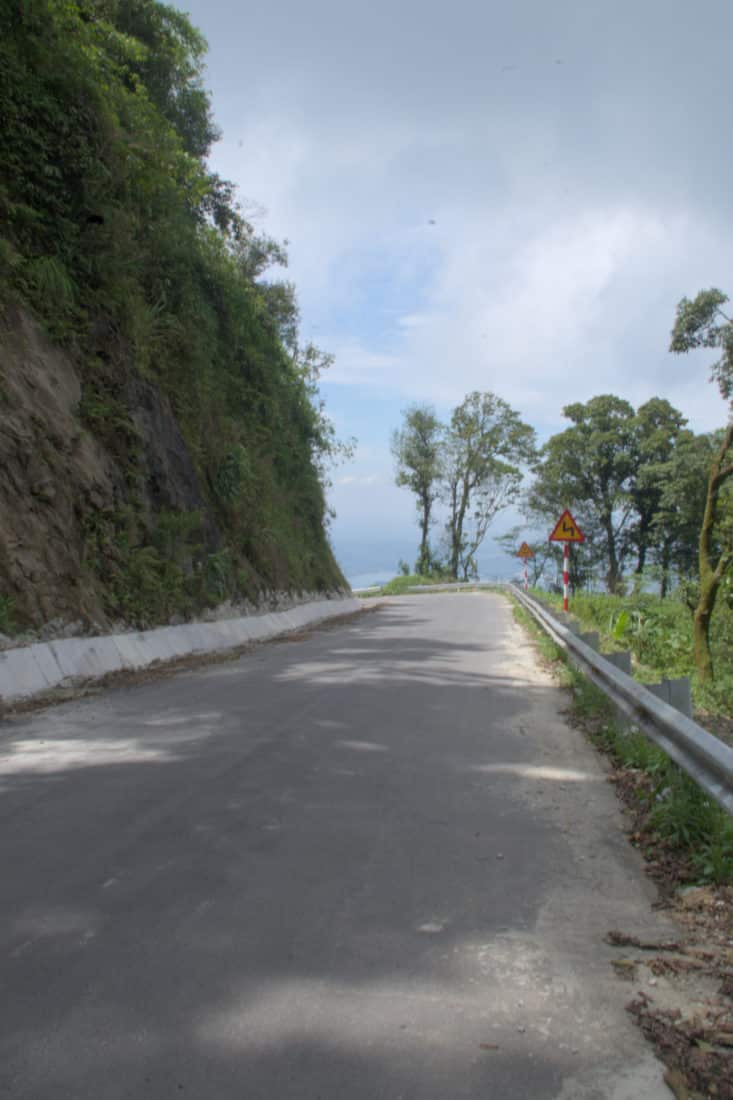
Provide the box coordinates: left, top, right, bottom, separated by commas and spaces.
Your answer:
443, 393, 536, 580
528, 395, 636, 593
627, 398, 688, 578
652, 430, 714, 597
391, 406, 443, 574
670, 289, 733, 682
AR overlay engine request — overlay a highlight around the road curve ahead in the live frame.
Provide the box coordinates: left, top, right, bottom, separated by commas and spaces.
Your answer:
1, 594, 671, 1099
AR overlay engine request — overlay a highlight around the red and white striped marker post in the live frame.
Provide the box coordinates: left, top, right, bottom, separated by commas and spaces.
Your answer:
548, 510, 585, 613
563, 543, 569, 612
516, 542, 534, 593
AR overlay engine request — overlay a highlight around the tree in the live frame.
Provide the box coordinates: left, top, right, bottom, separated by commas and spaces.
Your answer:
651, 430, 713, 597
442, 392, 535, 580
670, 289, 733, 682
627, 398, 687, 578
114, 0, 219, 159
495, 527, 555, 587
391, 406, 443, 574
528, 395, 636, 593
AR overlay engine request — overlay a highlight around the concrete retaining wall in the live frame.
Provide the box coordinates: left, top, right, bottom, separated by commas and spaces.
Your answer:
0, 596, 360, 704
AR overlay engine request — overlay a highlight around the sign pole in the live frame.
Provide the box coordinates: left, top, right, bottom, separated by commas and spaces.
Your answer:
516, 542, 535, 590
549, 509, 584, 614
563, 543, 569, 612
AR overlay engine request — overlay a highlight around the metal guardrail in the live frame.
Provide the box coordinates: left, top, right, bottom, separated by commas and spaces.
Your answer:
406, 581, 497, 593
359, 579, 733, 812
508, 584, 733, 816
352, 581, 498, 595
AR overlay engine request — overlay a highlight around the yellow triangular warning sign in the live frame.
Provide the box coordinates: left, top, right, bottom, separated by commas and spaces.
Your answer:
516, 542, 535, 559
549, 509, 585, 543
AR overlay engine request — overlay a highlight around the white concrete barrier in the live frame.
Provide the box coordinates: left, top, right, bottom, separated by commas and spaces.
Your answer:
0, 596, 360, 704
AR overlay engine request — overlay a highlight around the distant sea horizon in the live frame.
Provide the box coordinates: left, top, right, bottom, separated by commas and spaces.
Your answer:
330, 528, 528, 592
344, 555, 522, 591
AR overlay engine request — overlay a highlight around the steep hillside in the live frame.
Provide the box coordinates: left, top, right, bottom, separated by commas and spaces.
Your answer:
0, 0, 347, 633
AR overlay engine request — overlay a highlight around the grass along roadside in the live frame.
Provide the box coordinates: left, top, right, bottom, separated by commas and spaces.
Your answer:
531, 588, 733, 731
510, 595, 733, 1098
355, 573, 438, 597
510, 598, 733, 887
356, 573, 501, 597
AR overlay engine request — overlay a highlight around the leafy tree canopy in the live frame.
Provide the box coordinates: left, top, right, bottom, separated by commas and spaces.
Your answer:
671, 288, 733, 407
391, 406, 443, 574
528, 395, 636, 593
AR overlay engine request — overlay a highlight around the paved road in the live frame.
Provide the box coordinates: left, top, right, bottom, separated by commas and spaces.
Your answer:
1, 595, 671, 1098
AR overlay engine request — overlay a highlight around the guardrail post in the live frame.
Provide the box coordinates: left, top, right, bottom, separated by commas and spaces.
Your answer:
559, 614, 581, 634
667, 677, 692, 719
579, 631, 600, 651
605, 651, 632, 675
646, 677, 692, 719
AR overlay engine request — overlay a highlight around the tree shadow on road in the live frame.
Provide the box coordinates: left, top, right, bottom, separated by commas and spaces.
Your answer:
0, 597, 628, 1098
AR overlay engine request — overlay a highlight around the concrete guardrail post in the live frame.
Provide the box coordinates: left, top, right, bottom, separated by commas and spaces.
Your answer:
605, 651, 632, 675
646, 677, 692, 720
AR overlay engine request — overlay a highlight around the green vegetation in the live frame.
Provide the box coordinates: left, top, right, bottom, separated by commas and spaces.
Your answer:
532, 588, 733, 720
391, 407, 443, 576
0, 0, 347, 628
669, 289, 733, 684
511, 599, 733, 884
522, 295, 732, 683
392, 392, 535, 579
357, 571, 452, 597
525, 395, 701, 595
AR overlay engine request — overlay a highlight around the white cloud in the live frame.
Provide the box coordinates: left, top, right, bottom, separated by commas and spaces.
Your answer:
333, 201, 732, 434
326, 344, 403, 388
188, 0, 733, 567
393, 203, 681, 412
335, 474, 381, 487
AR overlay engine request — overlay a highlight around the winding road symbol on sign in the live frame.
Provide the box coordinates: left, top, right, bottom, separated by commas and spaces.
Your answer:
548, 509, 585, 543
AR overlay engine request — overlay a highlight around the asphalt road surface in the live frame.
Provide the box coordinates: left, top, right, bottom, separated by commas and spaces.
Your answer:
1, 594, 673, 1098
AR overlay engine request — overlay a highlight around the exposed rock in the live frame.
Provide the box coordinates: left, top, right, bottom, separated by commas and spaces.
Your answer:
0, 305, 121, 628
0, 307, 218, 631
0, 306, 347, 636
127, 375, 219, 550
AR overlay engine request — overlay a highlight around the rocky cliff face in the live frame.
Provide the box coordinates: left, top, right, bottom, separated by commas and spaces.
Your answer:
0, 306, 119, 628
0, 1, 347, 640
0, 306, 341, 636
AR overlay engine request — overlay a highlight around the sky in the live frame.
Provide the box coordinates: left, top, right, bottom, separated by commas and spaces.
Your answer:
182, 0, 733, 585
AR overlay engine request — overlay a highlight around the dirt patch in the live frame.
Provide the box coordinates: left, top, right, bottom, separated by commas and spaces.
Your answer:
606, 765, 699, 893
617, 886, 733, 1099
511, 599, 733, 1097
578, 725, 733, 1096
697, 711, 733, 750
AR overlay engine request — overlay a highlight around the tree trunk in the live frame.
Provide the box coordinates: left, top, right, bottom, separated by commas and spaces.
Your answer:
636, 542, 647, 575
418, 490, 431, 573
693, 591, 715, 684
605, 521, 621, 593
445, 481, 458, 578
449, 479, 469, 579
660, 540, 671, 599
693, 422, 733, 683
